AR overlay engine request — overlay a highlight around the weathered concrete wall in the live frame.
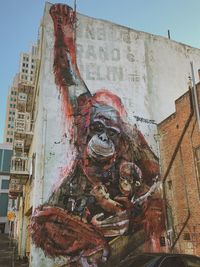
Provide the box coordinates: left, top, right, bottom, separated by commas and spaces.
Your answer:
30, 2, 200, 266
76, 14, 200, 124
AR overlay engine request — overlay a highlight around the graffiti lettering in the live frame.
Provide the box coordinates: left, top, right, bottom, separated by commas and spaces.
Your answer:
77, 22, 132, 44
112, 48, 120, 61
122, 30, 131, 44
79, 63, 124, 81
128, 73, 140, 82
127, 46, 135, 62
99, 47, 109, 61
77, 44, 121, 62
85, 45, 97, 60
134, 116, 156, 125
97, 27, 106, 40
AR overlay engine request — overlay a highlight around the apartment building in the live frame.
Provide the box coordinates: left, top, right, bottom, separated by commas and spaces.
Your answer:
2, 41, 39, 258
19, 45, 38, 85
4, 75, 19, 144
4, 45, 38, 145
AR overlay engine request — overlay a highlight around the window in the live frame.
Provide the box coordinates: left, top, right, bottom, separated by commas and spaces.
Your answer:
183, 232, 191, 241
0, 193, 8, 216
18, 114, 25, 119
6, 138, 9, 142
1, 180, 9, 189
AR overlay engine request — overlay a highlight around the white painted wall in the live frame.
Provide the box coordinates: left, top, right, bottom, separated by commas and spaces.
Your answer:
30, 3, 200, 266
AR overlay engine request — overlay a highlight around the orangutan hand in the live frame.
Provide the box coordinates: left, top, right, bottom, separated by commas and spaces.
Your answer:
90, 184, 123, 214
30, 205, 108, 258
91, 210, 130, 237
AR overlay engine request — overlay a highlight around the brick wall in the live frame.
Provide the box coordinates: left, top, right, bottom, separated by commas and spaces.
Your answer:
158, 84, 200, 256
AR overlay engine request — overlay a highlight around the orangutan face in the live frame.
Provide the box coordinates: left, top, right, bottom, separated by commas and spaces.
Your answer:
87, 104, 121, 160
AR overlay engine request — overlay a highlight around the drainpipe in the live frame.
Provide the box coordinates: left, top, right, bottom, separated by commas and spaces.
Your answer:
162, 88, 194, 243
170, 147, 191, 251
191, 62, 200, 131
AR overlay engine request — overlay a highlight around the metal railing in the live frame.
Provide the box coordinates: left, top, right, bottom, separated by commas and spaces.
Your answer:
10, 154, 30, 175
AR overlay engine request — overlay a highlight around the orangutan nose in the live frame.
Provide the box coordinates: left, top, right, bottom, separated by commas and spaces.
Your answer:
99, 133, 108, 142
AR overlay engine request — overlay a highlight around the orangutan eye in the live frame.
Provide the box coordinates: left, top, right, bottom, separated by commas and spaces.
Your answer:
107, 127, 120, 137
90, 122, 104, 133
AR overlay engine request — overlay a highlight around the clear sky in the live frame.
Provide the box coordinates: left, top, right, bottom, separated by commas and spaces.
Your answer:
1, 0, 200, 142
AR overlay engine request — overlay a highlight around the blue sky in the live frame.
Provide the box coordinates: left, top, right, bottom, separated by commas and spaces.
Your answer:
1, 0, 200, 142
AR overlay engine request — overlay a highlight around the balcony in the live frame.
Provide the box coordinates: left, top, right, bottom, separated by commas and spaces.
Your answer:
9, 178, 23, 198
13, 140, 24, 152
15, 112, 34, 134
17, 83, 35, 113
17, 93, 27, 113
14, 112, 34, 148
10, 153, 30, 183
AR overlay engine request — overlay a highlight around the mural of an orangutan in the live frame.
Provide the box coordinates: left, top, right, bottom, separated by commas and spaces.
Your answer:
31, 3, 165, 265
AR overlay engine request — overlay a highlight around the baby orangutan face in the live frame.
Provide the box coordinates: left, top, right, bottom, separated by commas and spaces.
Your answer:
119, 162, 142, 196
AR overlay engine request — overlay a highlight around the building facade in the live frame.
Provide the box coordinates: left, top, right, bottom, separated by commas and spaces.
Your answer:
19, 45, 38, 85
3, 43, 39, 258
4, 45, 38, 145
4, 75, 19, 144
158, 83, 200, 256
6, 2, 200, 267
0, 143, 13, 234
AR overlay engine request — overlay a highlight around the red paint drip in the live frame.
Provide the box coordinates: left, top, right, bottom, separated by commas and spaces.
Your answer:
143, 198, 166, 252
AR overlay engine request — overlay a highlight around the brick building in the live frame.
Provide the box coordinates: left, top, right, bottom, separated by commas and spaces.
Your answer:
158, 82, 200, 256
